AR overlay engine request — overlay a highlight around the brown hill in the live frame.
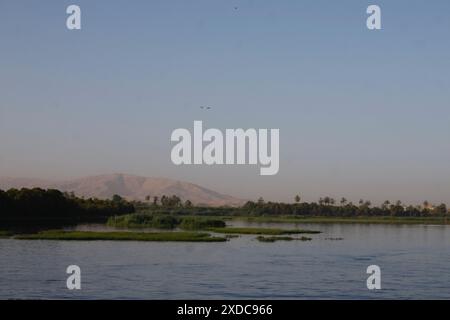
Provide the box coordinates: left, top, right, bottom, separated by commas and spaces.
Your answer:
0, 173, 246, 207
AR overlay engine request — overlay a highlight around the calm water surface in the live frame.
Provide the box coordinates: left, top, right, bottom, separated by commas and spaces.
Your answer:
1, 221, 449, 299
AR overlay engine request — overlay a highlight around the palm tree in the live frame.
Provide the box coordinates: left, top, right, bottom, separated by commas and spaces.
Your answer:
340, 197, 347, 206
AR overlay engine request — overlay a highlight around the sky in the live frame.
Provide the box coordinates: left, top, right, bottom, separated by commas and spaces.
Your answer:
1, 0, 450, 205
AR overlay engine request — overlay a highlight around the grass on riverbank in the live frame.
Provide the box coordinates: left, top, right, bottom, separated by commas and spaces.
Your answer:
15, 230, 228, 242
107, 213, 226, 230
179, 217, 226, 230
106, 214, 178, 229
208, 227, 321, 235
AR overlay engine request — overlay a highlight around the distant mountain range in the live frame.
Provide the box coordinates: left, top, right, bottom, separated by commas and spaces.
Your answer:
0, 173, 246, 207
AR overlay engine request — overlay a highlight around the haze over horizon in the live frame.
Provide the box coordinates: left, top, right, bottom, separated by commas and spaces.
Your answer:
1, 0, 450, 205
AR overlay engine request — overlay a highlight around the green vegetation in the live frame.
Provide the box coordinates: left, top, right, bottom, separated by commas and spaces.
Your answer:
0, 188, 135, 226
2, 186, 449, 233
107, 213, 226, 230
237, 198, 449, 218
106, 214, 322, 236
111, 194, 450, 226
0, 230, 12, 238
118, 213, 449, 226
256, 236, 312, 242
15, 230, 227, 242
208, 227, 321, 235
107, 213, 179, 229
179, 217, 225, 230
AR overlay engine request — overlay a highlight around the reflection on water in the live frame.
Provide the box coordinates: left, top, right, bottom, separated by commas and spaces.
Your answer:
1, 222, 449, 299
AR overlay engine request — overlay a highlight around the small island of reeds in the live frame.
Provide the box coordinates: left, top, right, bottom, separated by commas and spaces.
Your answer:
106, 213, 322, 235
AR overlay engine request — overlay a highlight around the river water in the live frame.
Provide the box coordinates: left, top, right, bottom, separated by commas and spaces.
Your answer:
1, 222, 449, 299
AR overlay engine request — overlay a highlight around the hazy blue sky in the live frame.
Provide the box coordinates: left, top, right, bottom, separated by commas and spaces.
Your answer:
1, 0, 450, 204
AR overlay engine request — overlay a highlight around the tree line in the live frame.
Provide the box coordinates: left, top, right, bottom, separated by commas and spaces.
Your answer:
240, 195, 448, 217
1, 188, 448, 222
0, 188, 135, 223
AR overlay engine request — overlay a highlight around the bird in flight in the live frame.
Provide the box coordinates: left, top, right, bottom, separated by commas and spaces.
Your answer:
200, 106, 212, 110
